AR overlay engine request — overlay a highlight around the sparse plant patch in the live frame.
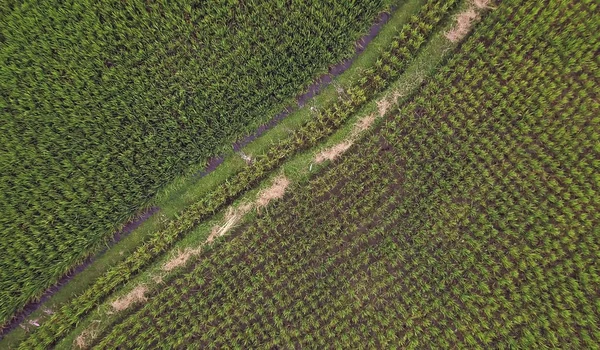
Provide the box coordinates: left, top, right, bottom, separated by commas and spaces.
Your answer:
74, 320, 101, 350
161, 248, 202, 273
110, 286, 147, 313
256, 176, 291, 210
445, 0, 492, 42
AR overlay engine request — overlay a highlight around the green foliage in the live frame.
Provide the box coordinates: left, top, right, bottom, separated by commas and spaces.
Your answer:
0, 0, 389, 325
86, 0, 599, 348
17, 0, 457, 347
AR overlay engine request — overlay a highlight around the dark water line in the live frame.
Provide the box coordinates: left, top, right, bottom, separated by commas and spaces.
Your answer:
0, 207, 159, 338
202, 9, 393, 171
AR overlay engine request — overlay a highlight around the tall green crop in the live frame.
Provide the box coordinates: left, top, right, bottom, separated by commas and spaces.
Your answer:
19, 0, 457, 345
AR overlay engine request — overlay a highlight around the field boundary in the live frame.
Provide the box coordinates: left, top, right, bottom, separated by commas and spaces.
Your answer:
59, 0, 488, 348
0, 8, 397, 339
0, 2, 406, 346
10, 0, 483, 346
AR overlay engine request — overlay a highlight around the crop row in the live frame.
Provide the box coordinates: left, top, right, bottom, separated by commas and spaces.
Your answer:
91, 0, 599, 348
16, 0, 461, 347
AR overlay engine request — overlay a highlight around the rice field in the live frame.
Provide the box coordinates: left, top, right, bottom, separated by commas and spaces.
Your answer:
0, 0, 390, 327
89, 0, 600, 348
4, 0, 600, 348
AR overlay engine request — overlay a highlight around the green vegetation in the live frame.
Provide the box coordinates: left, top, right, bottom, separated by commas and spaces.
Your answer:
84, 0, 599, 348
4, 0, 598, 348
15, 1, 462, 347
0, 0, 390, 325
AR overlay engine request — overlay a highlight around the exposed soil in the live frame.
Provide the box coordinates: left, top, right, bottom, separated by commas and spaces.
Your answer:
445, 0, 492, 43
0, 207, 159, 338
315, 140, 354, 164
445, 8, 479, 43
207, 202, 254, 243
162, 247, 202, 272
353, 114, 377, 134
377, 91, 402, 117
256, 176, 290, 209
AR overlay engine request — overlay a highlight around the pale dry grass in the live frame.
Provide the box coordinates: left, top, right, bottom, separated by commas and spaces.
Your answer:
377, 95, 393, 117
162, 247, 202, 272
474, 0, 493, 9
315, 140, 354, 164
376, 90, 402, 117
110, 285, 147, 312
445, 0, 494, 43
256, 175, 290, 209
353, 114, 376, 133
207, 203, 253, 243
445, 8, 479, 43
152, 274, 165, 284
74, 321, 101, 349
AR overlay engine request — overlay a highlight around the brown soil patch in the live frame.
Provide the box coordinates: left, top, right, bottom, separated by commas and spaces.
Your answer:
110, 285, 147, 312
256, 176, 290, 209
315, 140, 354, 164
445, 8, 479, 43
74, 321, 101, 349
162, 248, 201, 272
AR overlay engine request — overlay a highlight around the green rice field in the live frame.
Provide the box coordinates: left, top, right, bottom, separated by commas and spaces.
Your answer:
2, 0, 599, 348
